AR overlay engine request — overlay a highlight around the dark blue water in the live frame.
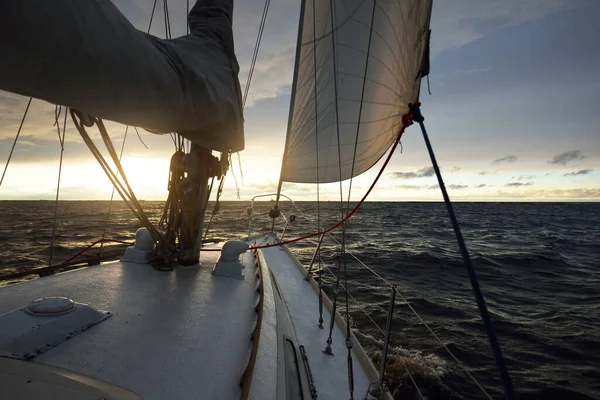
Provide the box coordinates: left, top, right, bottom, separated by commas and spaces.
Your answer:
1, 201, 599, 399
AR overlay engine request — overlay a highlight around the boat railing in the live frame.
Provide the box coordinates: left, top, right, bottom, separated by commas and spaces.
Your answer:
246, 193, 298, 241
246, 197, 494, 400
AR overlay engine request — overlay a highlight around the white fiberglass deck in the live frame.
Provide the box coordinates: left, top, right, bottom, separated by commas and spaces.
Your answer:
0, 250, 259, 399
257, 238, 374, 399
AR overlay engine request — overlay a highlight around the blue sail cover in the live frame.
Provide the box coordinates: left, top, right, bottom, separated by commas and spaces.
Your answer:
0, 0, 244, 153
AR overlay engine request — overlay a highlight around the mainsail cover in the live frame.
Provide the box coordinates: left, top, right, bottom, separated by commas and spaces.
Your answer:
0, 0, 244, 153
280, 0, 432, 183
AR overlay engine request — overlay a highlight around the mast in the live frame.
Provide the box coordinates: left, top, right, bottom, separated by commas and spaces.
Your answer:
178, 145, 212, 266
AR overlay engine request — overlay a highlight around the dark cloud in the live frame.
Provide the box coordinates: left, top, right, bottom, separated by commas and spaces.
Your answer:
549, 150, 585, 165
475, 184, 487, 188
427, 184, 439, 190
505, 182, 534, 187
492, 155, 517, 164
388, 167, 434, 179
450, 166, 461, 172
448, 184, 468, 190
564, 169, 592, 176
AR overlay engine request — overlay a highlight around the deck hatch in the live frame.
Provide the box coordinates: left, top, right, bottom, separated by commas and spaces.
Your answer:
0, 297, 111, 360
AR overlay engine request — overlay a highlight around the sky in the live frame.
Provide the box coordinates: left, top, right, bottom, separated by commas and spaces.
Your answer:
0, 0, 599, 201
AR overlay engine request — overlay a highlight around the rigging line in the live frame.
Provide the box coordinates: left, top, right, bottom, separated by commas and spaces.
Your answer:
53, 105, 63, 143
203, 174, 226, 241
409, 103, 515, 400
393, 285, 493, 399
327, 1, 355, 397
0, 97, 32, 188
235, 151, 243, 190
320, 263, 386, 339
324, 233, 491, 400
242, 0, 271, 108
95, 119, 162, 241
49, 109, 68, 267
147, 0, 158, 33
344, 0, 376, 219
228, 153, 240, 199
133, 127, 148, 149
186, 0, 190, 34
312, 0, 324, 330
163, 0, 172, 39
71, 111, 163, 244
100, 125, 129, 258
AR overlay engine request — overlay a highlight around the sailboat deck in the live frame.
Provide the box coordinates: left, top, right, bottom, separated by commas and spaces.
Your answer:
0, 249, 260, 399
256, 238, 375, 399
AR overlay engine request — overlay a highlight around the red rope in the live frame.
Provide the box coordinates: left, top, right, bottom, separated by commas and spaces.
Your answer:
244, 110, 414, 251
63, 238, 134, 264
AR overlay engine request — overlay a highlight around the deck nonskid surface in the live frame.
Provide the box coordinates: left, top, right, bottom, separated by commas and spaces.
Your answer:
0, 250, 259, 399
257, 240, 373, 400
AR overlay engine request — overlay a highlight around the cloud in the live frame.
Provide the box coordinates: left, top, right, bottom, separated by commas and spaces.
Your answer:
393, 184, 423, 190
491, 188, 600, 200
388, 167, 435, 179
505, 182, 534, 187
549, 150, 586, 165
448, 184, 468, 190
450, 166, 461, 172
564, 169, 592, 176
475, 184, 487, 188
492, 155, 517, 164
517, 175, 535, 181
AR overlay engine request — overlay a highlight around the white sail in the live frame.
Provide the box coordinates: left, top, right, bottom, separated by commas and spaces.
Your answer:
280, 0, 432, 183
0, 0, 244, 153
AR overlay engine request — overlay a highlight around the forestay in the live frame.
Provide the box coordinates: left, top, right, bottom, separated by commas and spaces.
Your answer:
280, 0, 432, 183
0, 0, 244, 153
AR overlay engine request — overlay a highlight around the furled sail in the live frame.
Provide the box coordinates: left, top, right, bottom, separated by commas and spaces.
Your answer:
280, 0, 432, 183
0, 0, 244, 153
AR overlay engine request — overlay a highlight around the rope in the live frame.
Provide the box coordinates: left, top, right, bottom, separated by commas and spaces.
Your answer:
71, 112, 165, 248
203, 170, 226, 241
133, 127, 148, 149
63, 238, 134, 265
49, 108, 67, 266
409, 103, 515, 399
0, 97, 32, 187
242, 0, 271, 108
100, 125, 129, 257
148, 0, 158, 33
310, 0, 325, 330
327, 0, 355, 395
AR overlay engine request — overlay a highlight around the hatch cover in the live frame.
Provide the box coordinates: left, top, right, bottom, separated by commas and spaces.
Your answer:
0, 297, 111, 360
